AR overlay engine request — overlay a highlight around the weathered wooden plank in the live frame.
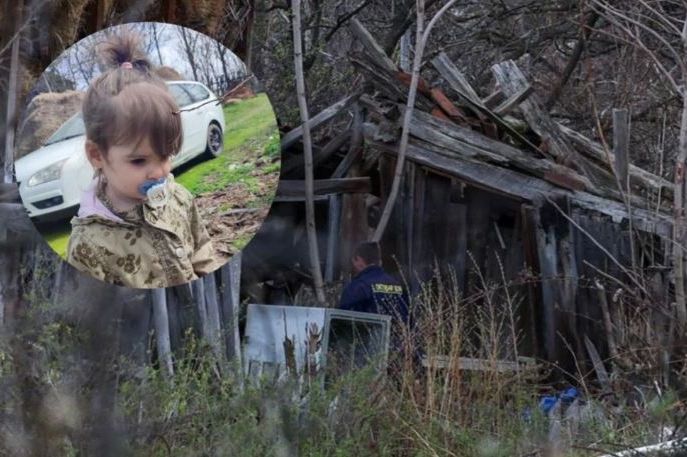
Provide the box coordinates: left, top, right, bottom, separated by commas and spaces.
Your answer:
351, 54, 436, 112
220, 252, 242, 368
272, 195, 330, 203
367, 127, 671, 236
584, 335, 611, 392
613, 109, 630, 191
520, 205, 542, 356
429, 87, 471, 124
408, 108, 592, 191
570, 191, 672, 236
560, 123, 672, 194
533, 206, 559, 363
482, 88, 505, 109
276, 177, 371, 197
340, 192, 367, 276
281, 128, 352, 177
431, 53, 542, 153
348, 18, 397, 73
280, 93, 360, 149
151, 288, 174, 377
560, 126, 672, 206
493, 84, 533, 115
165, 287, 183, 353
191, 278, 208, 345
431, 53, 481, 104
203, 272, 227, 375
491, 60, 607, 185
422, 355, 537, 372
558, 197, 583, 360
369, 137, 552, 201
331, 104, 364, 179
325, 194, 341, 281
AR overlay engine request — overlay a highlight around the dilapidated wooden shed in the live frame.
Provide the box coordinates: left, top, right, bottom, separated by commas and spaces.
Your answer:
251, 19, 674, 370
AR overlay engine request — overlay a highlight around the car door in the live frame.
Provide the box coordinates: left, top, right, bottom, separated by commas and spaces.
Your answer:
183, 83, 213, 157
167, 83, 198, 165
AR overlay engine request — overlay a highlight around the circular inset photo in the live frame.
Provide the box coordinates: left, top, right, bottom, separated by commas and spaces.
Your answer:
14, 23, 281, 288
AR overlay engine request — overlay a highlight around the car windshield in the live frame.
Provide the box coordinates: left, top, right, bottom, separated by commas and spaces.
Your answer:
44, 113, 85, 145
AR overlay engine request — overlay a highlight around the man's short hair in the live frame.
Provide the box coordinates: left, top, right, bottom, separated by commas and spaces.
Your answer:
353, 241, 381, 265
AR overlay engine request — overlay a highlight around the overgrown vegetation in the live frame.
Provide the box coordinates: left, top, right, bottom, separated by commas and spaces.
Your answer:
2, 265, 685, 456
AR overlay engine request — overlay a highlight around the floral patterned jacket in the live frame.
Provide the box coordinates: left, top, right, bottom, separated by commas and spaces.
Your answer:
67, 176, 219, 288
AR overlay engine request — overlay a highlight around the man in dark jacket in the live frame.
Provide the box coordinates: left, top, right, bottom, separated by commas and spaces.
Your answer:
339, 242, 408, 323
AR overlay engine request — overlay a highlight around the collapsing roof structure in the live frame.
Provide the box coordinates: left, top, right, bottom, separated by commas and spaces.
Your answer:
247, 20, 673, 371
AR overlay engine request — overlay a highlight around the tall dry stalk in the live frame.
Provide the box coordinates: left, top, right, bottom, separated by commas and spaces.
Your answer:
292, 0, 325, 304
373, 0, 458, 241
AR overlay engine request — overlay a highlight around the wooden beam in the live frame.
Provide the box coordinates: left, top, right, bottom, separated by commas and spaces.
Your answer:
482, 89, 505, 109
407, 108, 592, 192
331, 104, 364, 179
422, 355, 537, 372
325, 194, 341, 281
431, 53, 481, 104
276, 177, 371, 197
272, 195, 330, 203
367, 136, 672, 235
151, 288, 174, 377
203, 272, 227, 376
559, 124, 672, 197
281, 128, 352, 177
532, 206, 559, 363
431, 53, 543, 154
493, 84, 533, 115
348, 18, 397, 73
280, 93, 360, 149
491, 60, 605, 185
220, 252, 242, 372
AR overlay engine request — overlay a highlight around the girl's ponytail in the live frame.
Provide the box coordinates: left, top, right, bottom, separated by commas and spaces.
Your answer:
98, 32, 152, 73
82, 28, 181, 160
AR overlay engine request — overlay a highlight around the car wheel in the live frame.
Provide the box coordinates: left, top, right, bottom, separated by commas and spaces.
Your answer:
205, 123, 224, 158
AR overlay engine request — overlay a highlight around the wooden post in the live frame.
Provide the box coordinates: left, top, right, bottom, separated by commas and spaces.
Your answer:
3, 0, 21, 184
192, 278, 208, 342
151, 288, 174, 377
203, 272, 227, 375
532, 205, 559, 363
325, 194, 341, 282
220, 253, 242, 371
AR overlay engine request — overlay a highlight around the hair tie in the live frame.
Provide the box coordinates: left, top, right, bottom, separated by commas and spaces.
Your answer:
120, 61, 133, 69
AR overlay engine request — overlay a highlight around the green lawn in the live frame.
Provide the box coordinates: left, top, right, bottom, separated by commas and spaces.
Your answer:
45, 94, 279, 259
175, 93, 279, 196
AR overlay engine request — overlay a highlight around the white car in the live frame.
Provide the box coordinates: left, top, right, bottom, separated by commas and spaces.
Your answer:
15, 80, 225, 221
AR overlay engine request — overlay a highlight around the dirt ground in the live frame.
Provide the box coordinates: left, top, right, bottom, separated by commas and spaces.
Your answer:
194, 159, 280, 263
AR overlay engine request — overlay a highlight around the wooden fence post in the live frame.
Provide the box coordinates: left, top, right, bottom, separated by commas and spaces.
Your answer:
152, 288, 174, 377
220, 252, 242, 375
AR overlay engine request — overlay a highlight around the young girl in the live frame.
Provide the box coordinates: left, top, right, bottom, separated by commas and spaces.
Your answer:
67, 33, 219, 288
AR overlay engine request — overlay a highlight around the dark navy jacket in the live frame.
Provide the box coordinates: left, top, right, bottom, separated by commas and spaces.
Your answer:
339, 265, 409, 323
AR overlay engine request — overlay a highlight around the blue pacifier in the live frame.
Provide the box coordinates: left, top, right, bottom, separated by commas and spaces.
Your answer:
138, 177, 168, 207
